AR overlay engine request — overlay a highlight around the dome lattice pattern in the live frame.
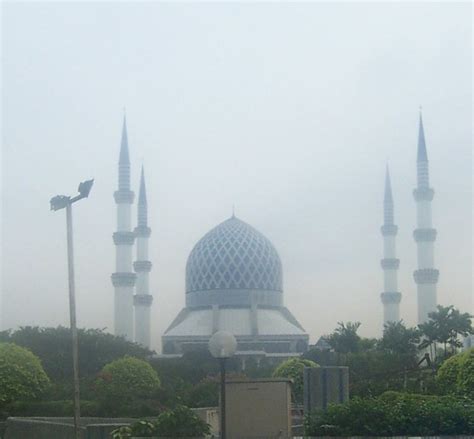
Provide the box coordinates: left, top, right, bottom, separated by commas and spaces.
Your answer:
186, 217, 283, 293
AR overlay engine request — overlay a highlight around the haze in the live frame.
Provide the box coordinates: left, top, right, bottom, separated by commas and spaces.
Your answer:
1, 2, 472, 350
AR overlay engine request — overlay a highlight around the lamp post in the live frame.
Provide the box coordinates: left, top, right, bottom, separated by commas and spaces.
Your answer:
208, 331, 237, 439
50, 179, 94, 439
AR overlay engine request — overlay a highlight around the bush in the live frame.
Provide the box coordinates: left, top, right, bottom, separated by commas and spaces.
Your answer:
95, 356, 161, 408
0, 343, 50, 407
111, 405, 210, 438
437, 351, 465, 393
436, 348, 474, 398
272, 357, 318, 402
304, 392, 474, 436
457, 348, 474, 398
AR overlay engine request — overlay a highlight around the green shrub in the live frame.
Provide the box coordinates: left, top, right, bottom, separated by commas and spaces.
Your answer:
436, 348, 474, 398
272, 358, 318, 402
304, 392, 474, 436
95, 356, 161, 411
437, 351, 465, 393
111, 405, 210, 438
457, 348, 474, 398
0, 343, 50, 407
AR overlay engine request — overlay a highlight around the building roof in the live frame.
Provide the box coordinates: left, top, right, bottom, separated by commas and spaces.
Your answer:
185, 216, 283, 294
164, 307, 306, 337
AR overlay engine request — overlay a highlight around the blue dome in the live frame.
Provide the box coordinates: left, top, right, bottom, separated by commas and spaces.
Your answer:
185, 216, 283, 294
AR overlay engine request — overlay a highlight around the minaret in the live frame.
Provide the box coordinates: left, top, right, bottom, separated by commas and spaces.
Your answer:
413, 111, 439, 323
133, 166, 153, 348
380, 165, 401, 325
111, 116, 136, 340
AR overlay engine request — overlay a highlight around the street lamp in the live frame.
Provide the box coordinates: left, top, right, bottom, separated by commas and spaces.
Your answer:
209, 331, 237, 439
50, 179, 93, 439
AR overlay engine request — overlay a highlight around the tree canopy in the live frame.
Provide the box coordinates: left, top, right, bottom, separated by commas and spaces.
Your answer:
0, 342, 50, 407
272, 357, 318, 402
326, 322, 362, 354
95, 356, 161, 405
0, 326, 152, 381
419, 305, 473, 359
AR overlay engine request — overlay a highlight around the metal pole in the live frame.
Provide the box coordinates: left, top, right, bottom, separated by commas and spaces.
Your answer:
66, 203, 81, 438
220, 358, 226, 439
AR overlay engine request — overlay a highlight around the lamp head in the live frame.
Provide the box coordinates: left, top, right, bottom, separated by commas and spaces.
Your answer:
50, 195, 71, 211
78, 179, 94, 198
208, 331, 237, 359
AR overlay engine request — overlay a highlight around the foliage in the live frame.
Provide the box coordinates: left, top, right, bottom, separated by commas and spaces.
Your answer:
0, 326, 153, 381
183, 377, 219, 408
272, 357, 318, 402
304, 392, 474, 436
326, 322, 361, 354
95, 356, 161, 407
419, 305, 473, 359
437, 348, 474, 398
436, 351, 465, 393
111, 406, 210, 438
379, 321, 420, 357
457, 348, 474, 398
0, 343, 50, 407
345, 351, 419, 397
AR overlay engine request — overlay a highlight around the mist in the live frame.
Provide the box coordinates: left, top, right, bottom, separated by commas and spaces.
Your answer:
2, 2, 472, 351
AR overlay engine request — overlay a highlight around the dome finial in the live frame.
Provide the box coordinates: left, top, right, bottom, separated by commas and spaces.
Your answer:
231, 204, 236, 218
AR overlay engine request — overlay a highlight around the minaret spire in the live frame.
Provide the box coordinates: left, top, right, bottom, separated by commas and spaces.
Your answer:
134, 166, 153, 348
119, 115, 130, 164
413, 111, 439, 323
112, 114, 136, 341
380, 164, 401, 325
417, 110, 428, 163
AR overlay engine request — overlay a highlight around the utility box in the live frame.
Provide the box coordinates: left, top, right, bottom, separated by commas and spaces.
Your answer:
303, 366, 349, 412
225, 378, 292, 439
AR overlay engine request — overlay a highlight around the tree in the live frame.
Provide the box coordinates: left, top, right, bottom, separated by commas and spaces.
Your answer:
95, 356, 161, 408
272, 357, 318, 402
0, 326, 153, 381
326, 322, 361, 354
419, 306, 473, 358
379, 321, 420, 358
0, 343, 50, 407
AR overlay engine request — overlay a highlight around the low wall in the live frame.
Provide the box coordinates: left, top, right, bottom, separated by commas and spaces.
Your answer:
4, 417, 134, 439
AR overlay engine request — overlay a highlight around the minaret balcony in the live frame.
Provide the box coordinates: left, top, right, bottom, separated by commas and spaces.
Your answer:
380, 224, 398, 236
380, 258, 400, 270
134, 225, 151, 238
111, 272, 137, 287
113, 231, 136, 245
380, 291, 401, 304
413, 187, 434, 202
413, 268, 439, 284
134, 260, 152, 272
134, 294, 153, 307
114, 190, 135, 204
413, 228, 437, 242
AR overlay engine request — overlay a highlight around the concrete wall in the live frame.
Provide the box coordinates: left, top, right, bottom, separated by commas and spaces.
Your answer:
4, 417, 134, 439
225, 379, 292, 439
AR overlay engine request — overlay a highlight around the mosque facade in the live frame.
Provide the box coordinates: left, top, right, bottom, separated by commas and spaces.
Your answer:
162, 215, 309, 359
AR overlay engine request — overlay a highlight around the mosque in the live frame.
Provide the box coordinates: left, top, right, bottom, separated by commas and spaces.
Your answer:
111, 112, 440, 355
111, 116, 308, 358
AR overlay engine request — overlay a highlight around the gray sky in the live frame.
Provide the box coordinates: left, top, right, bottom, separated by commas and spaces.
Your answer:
2, 1, 472, 350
